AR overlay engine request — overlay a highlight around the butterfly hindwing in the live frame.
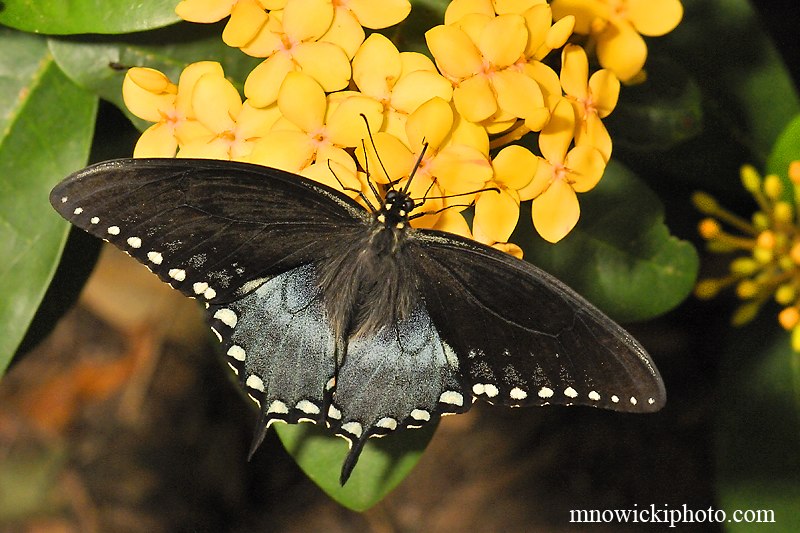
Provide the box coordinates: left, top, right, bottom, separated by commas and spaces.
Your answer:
49, 158, 368, 304
331, 304, 469, 483
208, 264, 336, 430
413, 230, 665, 413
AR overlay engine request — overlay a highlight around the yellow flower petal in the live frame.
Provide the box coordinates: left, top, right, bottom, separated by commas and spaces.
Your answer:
403, 174, 443, 228
453, 12, 492, 46
522, 4, 552, 58
292, 41, 351, 92
444, 0, 494, 25
192, 74, 242, 133
175, 119, 215, 147
560, 44, 588, 99
123, 68, 176, 122
589, 69, 619, 118
282, 0, 334, 41
538, 98, 574, 163
545, 14, 575, 50
564, 145, 605, 192
627, 0, 683, 36
326, 95, 384, 147
492, 145, 538, 190
247, 130, 315, 171
425, 24, 483, 79
239, 15, 284, 57
453, 75, 497, 123
348, 0, 411, 29
356, 131, 414, 184
474, 187, 520, 243
175, 0, 235, 23
492, 241, 523, 258
430, 144, 492, 194
222, 0, 269, 47
478, 14, 527, 68
494, 0, 547, 15
236, 100, 281, 139
550, 0, 605, 35
523, 61, 561, 108
431, 208, 472, 239
175, 61, 224, 116
390, 70, 453, 113
277, 72, 326, 133
301, 145, 361, 197
531, 178, 579, 242
596, 21, 648, 82
518, 156, 552, 200
449, 110, 490, 155
492, 69, 545, 120
244, 53, 295, 108
321, 6, 365, 59
352, 33, 402, 98
406, 97, 453, 153
575, 112, 612, 162
178, 137, 232, 160
133, 123, 178, 158
399, 51, 437, 75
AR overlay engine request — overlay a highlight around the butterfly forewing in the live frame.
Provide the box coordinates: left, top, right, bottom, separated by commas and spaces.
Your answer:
413, 231, 665, 413
50, 159, 368, 304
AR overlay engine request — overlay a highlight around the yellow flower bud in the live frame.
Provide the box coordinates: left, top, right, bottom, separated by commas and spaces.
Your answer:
752, 211, 770, 231
694, 279, 722, 300
792, 326, 800, 352
730, 257, 759, 275
779, 306, 800, 330
698, 218, 721, 239
789, 161, 800, 184
773, 201, 793, 223
731, 301, 761, 326
691, 191, 718, 214
735, 279, 758, 299
763, 174, 783, 200
757, 230, 776, 249
740, 164, 762, 193
776, 284, 797, 306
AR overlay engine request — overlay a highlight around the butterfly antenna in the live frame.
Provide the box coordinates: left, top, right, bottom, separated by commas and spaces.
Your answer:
326, 159, 376, 212
358, 138, 384, 210
359, 113, 393, 191
401, 141, 429, 195
408, 185, 500, 220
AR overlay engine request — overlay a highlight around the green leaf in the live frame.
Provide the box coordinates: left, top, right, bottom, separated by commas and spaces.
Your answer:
275, 422, 436, 511
716, 321, 800, 531
515, 161, 699, 323
0, 0, 179, 35
48, 23, 261, 131
766, 113, 800, 187
0, 28, 97, 373
605, 56, 704, 152
663, 0, 800, 162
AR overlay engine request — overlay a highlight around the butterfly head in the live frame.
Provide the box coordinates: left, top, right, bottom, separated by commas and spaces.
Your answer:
376, 189, 415, 231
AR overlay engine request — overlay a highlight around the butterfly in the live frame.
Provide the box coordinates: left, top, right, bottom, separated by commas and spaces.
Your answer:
50, 158, 665, 484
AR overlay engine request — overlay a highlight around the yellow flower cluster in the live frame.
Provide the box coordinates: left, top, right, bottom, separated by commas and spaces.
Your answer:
694, 162, 800, 350
552, 0, 683, 83
122, 0, 668, 247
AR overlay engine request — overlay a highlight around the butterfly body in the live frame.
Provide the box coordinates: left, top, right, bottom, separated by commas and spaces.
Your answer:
51, 158, 665, 485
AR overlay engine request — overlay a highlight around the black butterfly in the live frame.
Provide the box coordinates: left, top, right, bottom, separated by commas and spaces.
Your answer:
50, 158, 665, 484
